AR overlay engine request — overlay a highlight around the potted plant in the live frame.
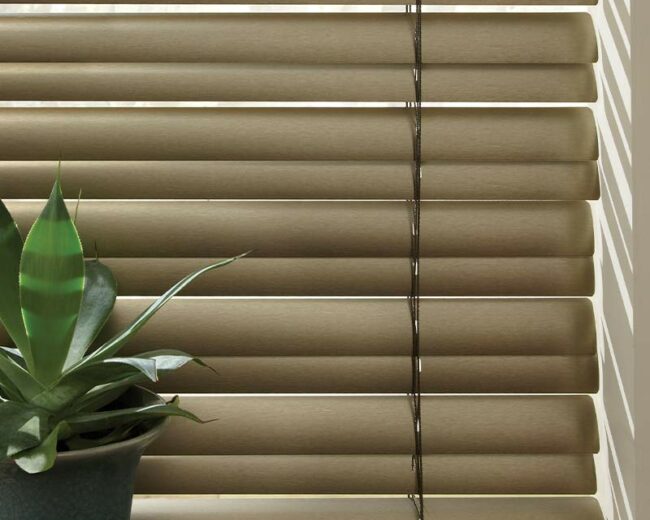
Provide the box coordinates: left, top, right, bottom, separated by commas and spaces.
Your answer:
0, 175, 244, 519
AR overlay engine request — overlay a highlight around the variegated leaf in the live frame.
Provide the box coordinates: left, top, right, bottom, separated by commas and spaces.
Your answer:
19, 179, 85, 385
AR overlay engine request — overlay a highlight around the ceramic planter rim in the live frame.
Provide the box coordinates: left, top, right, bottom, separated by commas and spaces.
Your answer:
54, 386, 169, 462
54, 414, 169, 462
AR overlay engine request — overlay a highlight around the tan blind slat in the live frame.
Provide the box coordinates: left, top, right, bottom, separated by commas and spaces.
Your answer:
0, 161, 600, 200
0, 14, 597, 64
0, 108, 597, 162
149, 356, 598, 394
6, 201, 594, 257
97, 257, 594, 296
97, 299, 596, 357
135, 454, 596, 494
150, 396, 598, 454
0, 64, 596, 102
131, 497, 604, 520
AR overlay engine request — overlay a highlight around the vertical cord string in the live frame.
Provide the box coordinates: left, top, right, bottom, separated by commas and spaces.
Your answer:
407, 0, 424, 519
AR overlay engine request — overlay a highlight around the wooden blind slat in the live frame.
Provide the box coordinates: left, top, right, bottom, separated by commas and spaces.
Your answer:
5, 201, 594, 258
0, 161, 600, 200
0, 14, 597, 64
94, 257, 594, 296
148, 355, 599, 393
149, 396, 598, 455
135, 454, 597, 494
0, 108, 598, 162
131, 497, 604, 520
97, 298, 597, 357
0, 298, 596, 357
0, 64, 596, 102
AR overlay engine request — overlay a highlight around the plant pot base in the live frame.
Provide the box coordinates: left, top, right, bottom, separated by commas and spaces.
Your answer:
0, 387, 167, 520
0, 449, 140, 520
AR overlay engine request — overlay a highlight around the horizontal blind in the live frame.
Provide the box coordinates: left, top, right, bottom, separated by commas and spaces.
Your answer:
0, 4, 602, 519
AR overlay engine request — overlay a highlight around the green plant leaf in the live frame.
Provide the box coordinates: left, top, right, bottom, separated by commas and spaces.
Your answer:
0, 382, 19, 401
66, 396, 205, 435
28, 352, 207, 414
30, 362, 149, 413
30, 351, 189, 413
0, 401, 46, 460
77, 349, 212, 394
7, 415, 47, 457
75, 253, 247, 370
0, 200, 31, 367
103, 358, 158, 382
54, 350, 203, 412
13, 421, 68, 474
1, 348, 22, 357
19, 179, 85, 385
0, 357, 24, 402
0, 351, 45, 401
0, 347, 24, 364
64, 260, 117, 370
68, 374, 145, 415
136, 349, 211, 372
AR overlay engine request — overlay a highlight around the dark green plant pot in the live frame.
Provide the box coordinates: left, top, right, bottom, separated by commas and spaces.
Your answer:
0, 387, 168, 520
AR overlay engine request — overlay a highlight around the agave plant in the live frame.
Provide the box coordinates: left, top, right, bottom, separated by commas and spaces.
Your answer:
0, 175, 243, 474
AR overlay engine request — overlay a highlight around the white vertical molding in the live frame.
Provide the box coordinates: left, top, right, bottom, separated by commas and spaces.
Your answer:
592, 6, 614, 518
596, 1, 635, 519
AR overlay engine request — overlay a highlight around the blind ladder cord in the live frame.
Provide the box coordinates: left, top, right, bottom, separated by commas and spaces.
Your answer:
406, 0, 425, 519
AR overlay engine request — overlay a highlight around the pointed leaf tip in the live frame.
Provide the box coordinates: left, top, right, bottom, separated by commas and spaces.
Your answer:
76, 253, 246, 368
20, 179, 85, 385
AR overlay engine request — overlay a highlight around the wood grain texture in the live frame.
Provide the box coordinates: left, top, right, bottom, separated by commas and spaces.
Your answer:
0, 64, 597, 102
135, 454, 597, 494
0, 108, 598, 162
6, 201, 595, 257
131, 497, 604, 520
0, 14, 597, 64
0, 161, 600, 200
